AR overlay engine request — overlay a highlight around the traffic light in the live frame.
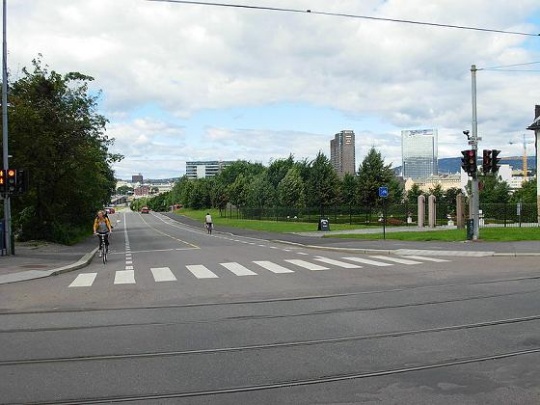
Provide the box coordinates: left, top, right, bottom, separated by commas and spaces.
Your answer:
15, 168, 28, 194
6, 168, 17, 193
482, 149, 492, 174
0, 169, 5, 193
461, 149, 477, 176
491, 149, 501, 173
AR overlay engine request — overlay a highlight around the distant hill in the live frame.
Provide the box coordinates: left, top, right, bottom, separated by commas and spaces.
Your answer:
394, 156, 536, 175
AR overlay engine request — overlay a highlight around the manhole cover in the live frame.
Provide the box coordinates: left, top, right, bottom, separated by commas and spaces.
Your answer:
21, 264, 50, 269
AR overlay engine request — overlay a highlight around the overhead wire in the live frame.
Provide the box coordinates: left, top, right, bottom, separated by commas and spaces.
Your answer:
147, 0, 540, 37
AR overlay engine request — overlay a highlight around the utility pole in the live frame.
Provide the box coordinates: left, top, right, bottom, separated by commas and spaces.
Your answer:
2, 0, 11, 254
469, 64, 480, 240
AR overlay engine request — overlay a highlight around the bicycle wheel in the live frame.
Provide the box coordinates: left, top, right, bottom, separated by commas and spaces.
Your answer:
102, 246, 107, 264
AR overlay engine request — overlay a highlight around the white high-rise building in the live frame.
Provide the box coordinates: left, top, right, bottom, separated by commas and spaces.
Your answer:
401, 129, 438, 180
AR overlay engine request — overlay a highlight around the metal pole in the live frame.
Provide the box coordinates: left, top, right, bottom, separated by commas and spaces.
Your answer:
470, 64, 480, 240
2, 0, 11, 254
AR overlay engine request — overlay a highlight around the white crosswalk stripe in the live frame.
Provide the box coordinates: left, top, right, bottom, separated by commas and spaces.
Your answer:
342, 257, 391, 266
221, 262, 258, 276
401, 255, 450, 262
368, 256, 423, 265
314, 256, 362, 268
114, 270, 136, 284
69, 273, 97, 287
253, 261, 295, 274
151, 267, 177, 282
68, 255, 451, 287
186, 264, 219, 279
285, 259, 329, 271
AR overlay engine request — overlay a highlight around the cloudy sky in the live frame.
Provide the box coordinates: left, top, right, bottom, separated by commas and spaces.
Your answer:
6, 0, 540, 179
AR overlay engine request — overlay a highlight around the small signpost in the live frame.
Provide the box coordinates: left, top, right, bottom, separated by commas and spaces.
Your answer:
379, 186, 389, 240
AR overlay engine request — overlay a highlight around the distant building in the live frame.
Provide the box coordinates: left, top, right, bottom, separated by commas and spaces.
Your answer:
132, 173, 143, 184
330, 130, 356, 177
402, 129, 438, 180
186, 161, 235, 180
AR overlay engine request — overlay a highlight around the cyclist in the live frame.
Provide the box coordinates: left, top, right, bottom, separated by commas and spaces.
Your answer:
93, 210, 112, 257
204, 212, 213, 234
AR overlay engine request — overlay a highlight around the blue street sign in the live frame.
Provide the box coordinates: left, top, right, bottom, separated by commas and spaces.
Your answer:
379, 186, 389, 198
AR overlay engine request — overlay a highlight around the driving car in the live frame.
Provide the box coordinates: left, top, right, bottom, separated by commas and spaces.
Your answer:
140, 206, 150, 214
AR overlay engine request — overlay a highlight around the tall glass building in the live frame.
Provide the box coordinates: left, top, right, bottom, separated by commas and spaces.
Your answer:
401, 129, 438, 180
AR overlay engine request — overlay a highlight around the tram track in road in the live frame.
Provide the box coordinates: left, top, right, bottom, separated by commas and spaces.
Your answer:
1, 284, 540, 333
18, 347, 540, 404
2, 271, 540, 317
2, 313, 540, 367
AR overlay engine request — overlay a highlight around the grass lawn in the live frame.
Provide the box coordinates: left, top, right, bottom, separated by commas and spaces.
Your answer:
329, 227, 540, 242
176, 209, 540, 241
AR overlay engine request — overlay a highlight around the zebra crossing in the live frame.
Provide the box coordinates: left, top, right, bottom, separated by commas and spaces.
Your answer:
67, 254, 450, 288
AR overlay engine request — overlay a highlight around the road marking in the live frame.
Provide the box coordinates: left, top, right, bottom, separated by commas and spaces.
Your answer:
401, 255, 450, 262
69, 273, 97, 287
342, 257, 392, 267
285, 259, 329, 271
369, 256, 422, 265
151, 267, 177, 282
253, 261, 295, 274
125, 265, 134, 270
114, 270, 136, 284
186, 265, 219, 279
221, 262, 258, 276
314, 256, 362, 268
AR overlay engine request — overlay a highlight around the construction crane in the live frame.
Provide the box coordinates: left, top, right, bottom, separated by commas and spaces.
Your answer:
509, 134, 534, 177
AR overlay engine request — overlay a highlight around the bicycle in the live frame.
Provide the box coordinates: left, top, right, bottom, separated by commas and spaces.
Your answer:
96, 232, 109, 264
205, 222, 213, 234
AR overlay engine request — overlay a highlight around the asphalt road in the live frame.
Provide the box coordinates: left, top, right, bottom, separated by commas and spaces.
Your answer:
1, 211, 539, 404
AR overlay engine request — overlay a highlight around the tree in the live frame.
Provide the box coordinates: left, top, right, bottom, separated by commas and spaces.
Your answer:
117, 185, 134, 195
357, 147, 401, 207
511, 179, 537, 204
305, 151, 339, 215
277, 167, 305, 210
3, 57, 122, 243
406, 183, 423, 202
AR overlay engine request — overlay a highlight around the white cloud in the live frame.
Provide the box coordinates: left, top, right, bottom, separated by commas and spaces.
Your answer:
5, 0, 540, 179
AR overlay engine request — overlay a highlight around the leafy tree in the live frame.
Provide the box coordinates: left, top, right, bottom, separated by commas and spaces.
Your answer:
511, 179, 537, 204
305, 151, 339, 215
3, 57, 122, 243
357, 147, 401, 206
116, 185, 134, 195
277, 166, 305, 210
479, 175, 511, 205
406, 183, 423, 202
266, 155, 295, 188
340, 173, 357, 206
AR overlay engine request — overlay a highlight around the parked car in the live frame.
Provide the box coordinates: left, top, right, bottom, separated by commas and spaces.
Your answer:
105, 207, 116, 214
140, 206, 150, 214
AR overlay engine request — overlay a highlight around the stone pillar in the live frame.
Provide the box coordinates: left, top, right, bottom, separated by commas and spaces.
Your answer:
428, 195, 437, 228
456, 193, 466, 229
417, 195, 425, 228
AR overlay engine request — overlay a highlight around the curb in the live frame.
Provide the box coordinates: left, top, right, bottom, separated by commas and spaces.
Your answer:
0, 248, 98, 286
49, 248, 99, 276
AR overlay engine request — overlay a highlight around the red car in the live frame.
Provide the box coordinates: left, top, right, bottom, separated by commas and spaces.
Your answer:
140, 206, 150, 214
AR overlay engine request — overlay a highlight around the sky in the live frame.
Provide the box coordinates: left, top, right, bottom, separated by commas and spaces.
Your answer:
5, 0, 540, 180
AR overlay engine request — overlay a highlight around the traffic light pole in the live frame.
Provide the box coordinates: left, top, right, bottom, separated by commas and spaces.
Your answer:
2, 0, 11, 255
470, 65, 480, 240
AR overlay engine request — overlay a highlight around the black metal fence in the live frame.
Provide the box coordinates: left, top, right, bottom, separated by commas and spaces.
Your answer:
225, 201, 538, 228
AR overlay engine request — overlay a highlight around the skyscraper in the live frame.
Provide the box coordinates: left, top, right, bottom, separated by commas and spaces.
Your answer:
401, 129, 438, 180
330, 130, 356, 177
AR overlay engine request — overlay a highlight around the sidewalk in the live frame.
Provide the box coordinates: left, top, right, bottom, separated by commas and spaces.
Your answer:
0, 238, 97, 285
